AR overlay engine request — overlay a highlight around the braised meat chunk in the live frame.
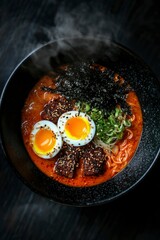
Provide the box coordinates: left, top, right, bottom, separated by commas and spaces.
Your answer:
41, 96, 75, 124
54, 156, 77, 178
54, 144, 80, 178
83, 146, 106, 176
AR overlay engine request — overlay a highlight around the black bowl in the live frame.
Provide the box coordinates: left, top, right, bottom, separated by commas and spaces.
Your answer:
0, 38, 160, 206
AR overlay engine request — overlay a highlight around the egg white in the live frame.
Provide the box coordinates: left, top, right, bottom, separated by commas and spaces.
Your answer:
30, 120, 62, 159
57, 111, 96, 146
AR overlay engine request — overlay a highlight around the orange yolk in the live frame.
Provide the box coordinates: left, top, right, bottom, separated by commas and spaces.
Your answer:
34, 128, 56, 153
65, 117, 90, 140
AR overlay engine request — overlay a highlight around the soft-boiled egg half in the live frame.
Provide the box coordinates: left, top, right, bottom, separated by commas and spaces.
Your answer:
30, 120, 62, 159
57, 111, 96, 146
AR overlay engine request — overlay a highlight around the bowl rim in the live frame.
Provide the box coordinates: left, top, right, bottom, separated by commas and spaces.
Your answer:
0, 37, 160, 206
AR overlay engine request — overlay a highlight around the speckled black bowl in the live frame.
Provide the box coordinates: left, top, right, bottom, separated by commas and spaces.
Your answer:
0, 38, 160, 206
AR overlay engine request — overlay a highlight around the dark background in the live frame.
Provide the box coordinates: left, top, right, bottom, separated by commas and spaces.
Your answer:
0, 0, 160, 239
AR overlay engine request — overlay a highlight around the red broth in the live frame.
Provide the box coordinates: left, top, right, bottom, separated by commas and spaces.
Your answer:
21, 75, 143, 187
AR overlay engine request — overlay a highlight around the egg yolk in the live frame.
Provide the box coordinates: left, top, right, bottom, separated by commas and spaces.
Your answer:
34, 128, 56, 153
65, 116, 90, 140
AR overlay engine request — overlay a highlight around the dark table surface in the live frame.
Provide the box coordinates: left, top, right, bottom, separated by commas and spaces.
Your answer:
0, 0, 160, 239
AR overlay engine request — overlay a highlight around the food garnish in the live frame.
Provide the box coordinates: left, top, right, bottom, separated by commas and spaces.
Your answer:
77, 102, 131, 149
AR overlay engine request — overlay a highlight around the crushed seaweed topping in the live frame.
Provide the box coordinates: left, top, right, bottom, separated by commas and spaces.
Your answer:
42, 61, 132, 115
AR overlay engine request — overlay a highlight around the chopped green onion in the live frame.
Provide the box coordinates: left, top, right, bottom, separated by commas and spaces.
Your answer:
77, 102, 132, 147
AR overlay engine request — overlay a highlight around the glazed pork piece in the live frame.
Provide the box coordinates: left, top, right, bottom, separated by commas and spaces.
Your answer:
82, 145, 106, 176
54, 156, 77, 178
41, 96, 75, 124
54, 144, 80, 178
54, 143, 106, 178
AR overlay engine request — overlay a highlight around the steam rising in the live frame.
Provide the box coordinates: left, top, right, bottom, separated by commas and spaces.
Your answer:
0, 0, 160, 75
32, 1, 125, 51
